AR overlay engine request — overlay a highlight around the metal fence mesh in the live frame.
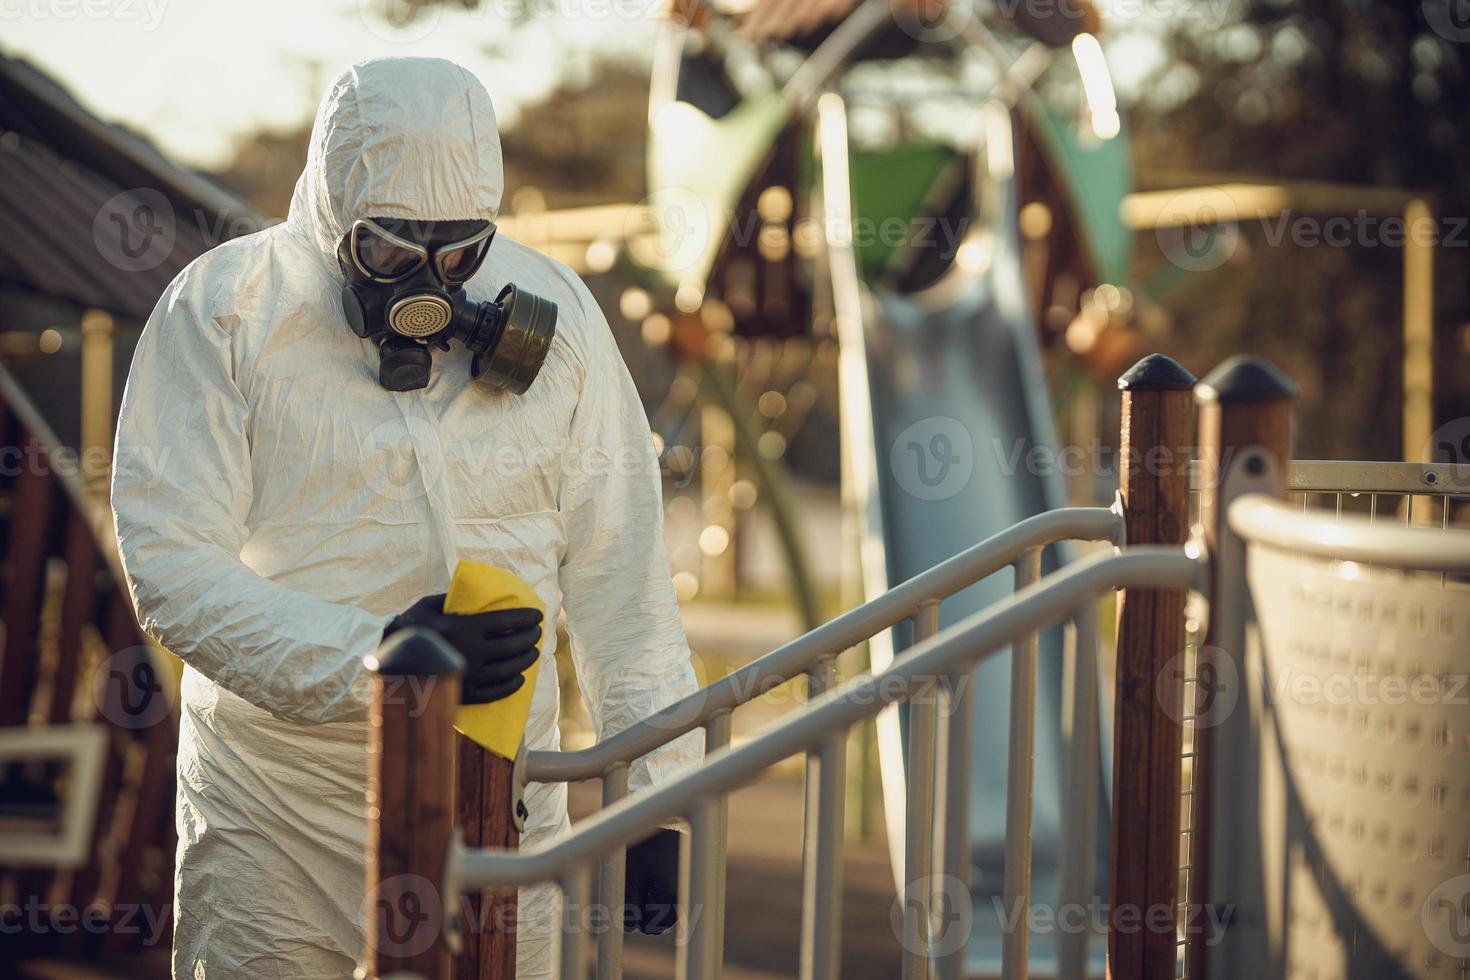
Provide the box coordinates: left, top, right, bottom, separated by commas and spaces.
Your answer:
1175, 463, 1467, 979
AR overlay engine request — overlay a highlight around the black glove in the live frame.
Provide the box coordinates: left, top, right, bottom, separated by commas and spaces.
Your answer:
623, 827, 681, 935
385, 594, 542, 704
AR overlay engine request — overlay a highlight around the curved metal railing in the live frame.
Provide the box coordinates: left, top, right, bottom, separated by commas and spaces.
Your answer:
448, 546, 1204, 980
523, 504, 1123, 979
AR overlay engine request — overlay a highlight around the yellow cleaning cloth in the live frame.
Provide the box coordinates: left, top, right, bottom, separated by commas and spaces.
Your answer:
445, 559, 544, 760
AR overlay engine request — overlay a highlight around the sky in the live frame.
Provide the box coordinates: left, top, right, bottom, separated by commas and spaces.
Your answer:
2, 0, 1172, 171
2, 0, 662, 168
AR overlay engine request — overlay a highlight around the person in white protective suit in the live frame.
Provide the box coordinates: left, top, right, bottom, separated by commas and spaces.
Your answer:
110, 56, 701, 979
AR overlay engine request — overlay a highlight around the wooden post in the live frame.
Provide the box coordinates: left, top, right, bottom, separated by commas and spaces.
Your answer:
0, 438, 53, 726
1183, 356, 1294, 980
1108, 354, 1195, 980
365, 629, 461, 980
454, 736, 519, 980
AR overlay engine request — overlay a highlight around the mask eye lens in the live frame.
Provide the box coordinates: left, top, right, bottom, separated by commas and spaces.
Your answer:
353, 224, 423, 280
437, 235, 492, 285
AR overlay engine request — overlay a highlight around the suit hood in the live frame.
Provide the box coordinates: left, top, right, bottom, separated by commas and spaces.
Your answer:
286, 56, 504, 269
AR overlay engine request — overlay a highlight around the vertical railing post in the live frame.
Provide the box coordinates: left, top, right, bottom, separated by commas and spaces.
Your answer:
705, 709, 733, 973
900, 600, 942, 979
365, 629, 462, 980
561, 865, 593, 980
597, 762, 630, 980
1184, 356, 1294, 980
800, 653, 846, 980
455, 735, 520, 980
678, 800, 721, 980
934, 648, 974, 980
1108, 354, 1196, 980
1001, 548, 1041, 980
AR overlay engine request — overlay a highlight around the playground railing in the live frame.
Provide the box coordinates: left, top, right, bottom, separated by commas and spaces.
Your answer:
523, 504, 1121, 980
368, 546, 1201, 980
364, 352, 1469, 980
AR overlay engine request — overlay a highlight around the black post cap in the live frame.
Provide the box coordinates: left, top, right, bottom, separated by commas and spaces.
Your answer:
365, 627, 464, 677
1195, 354, 1297, 404
1118, 353, 1196, 392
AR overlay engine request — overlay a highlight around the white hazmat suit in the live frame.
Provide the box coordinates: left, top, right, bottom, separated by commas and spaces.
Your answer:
111, 56, 700, 979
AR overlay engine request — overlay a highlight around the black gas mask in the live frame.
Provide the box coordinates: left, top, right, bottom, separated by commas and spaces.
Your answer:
338, 216, 557, 393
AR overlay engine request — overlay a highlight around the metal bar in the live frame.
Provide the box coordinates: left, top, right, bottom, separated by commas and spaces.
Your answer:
1287, 459, 1470, 495
1001, 550, 1041, 980
679, 802, 720, 980
1191, 458, 1470, 497
705, 711, 732, 975
901, 602, 941, 980
934, 658, 975, 980
800, 655, 845, 980
527, 507, 1123, 782
597, 763, 630, 980
1056, 605, 1101, 980
457, 549, 1204, 890
561, 865, 592, 980
1228, 495, 1470, 571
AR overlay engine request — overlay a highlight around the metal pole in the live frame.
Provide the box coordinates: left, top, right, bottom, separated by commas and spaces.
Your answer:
1001, 550, 1041, 980
934, 654, 975, 980
800, 654, 845, 980
705, 711, 733, 974
1055, 607, 1100, 980
560, 865, 592, 980
597, 763, 630, 980
678, 801, 721, 980
901, 601, 941, 979
1185, 356, 1295, 980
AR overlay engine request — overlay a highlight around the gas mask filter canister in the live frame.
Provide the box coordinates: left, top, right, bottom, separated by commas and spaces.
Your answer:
338, 217, 558, 393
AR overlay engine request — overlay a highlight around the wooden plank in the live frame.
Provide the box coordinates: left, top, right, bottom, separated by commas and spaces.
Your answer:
1, 440, 55, 726
47, 513, 101, 725
366, 632, 460, 980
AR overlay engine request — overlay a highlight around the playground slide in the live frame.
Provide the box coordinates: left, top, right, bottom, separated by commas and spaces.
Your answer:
846, 172, 1109, 977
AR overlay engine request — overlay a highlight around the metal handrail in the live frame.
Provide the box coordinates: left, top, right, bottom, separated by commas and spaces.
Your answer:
527, 505, 1120, 980
450, 547, 1205, 979
525, 505, 1122, 781
1186, 457, 1470, 496
1228, 493, 1470, 571
1288, 458, 1470, 495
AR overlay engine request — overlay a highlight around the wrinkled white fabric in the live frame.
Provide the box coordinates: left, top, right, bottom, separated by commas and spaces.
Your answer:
111, 56, 700, 980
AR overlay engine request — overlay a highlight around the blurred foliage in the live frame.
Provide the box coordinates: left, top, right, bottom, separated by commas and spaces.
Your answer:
1128, 0, 1470, 458
210, 57, 647, 217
